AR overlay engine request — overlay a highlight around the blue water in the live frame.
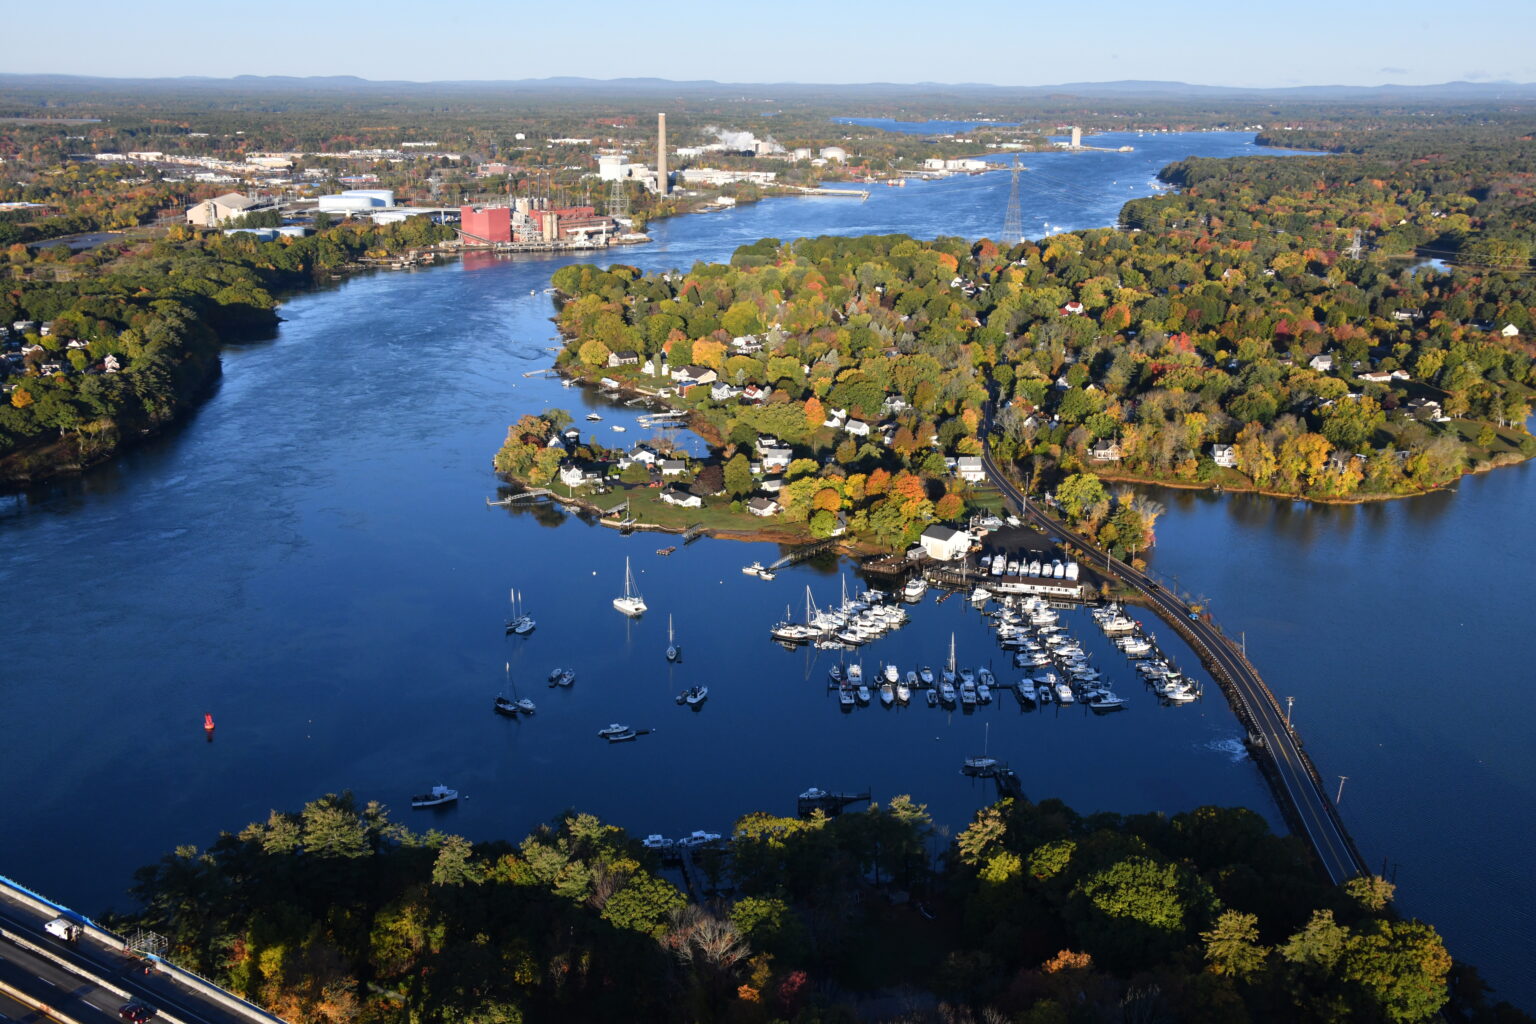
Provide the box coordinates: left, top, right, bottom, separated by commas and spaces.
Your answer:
833, 117, 1023, 134
7, 130, 1525, 1008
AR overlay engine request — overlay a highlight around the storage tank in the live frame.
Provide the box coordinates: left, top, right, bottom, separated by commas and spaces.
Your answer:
341, 188, 394, 207
316, 194, 377, 214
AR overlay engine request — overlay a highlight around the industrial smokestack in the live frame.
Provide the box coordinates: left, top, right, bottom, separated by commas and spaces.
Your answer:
657, 112, 669, 195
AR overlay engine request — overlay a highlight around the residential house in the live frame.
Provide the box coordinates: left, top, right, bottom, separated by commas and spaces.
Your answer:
1089, 439, 1123, 462
671, 364, 718, 386
843, 419, 871, 438
1060, 301, 1085, 316
660, 487, 703, 508
102, 354, 121, 373
759, 446, 793, 473
746, 496, 781, 517
956, 456, 986, 482
558, 461, 603, 488
659, 459, 688, 477
919, 525, 973, 562
606, 350, 639, 368
1308, 354, 1334, 372
730, 335, 763, 354
741, 384, 771, 404
626, 444, 660, 466
710, 381, 743, 402
1211, 444, 1237, 469
1502, 324, 1521, 338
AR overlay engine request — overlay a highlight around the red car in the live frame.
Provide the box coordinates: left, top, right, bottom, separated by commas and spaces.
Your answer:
119, 1004, 156, 1023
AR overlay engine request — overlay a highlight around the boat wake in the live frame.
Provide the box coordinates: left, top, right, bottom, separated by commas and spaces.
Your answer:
1203, 737, 1249, 764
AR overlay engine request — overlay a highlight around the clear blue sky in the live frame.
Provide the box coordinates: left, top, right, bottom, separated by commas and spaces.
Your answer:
5, 0, 1534, 88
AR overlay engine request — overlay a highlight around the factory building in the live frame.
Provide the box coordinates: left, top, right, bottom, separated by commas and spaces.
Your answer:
460, 205, 513, 244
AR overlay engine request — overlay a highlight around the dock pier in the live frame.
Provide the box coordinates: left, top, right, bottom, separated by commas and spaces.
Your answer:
797, 789, 871, 819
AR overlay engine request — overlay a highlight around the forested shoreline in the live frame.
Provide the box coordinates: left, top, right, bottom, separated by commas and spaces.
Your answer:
0, 215, 454, 485
116, 791, 1524, 1024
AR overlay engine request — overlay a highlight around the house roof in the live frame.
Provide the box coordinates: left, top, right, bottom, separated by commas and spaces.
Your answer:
922, 525, 965, 543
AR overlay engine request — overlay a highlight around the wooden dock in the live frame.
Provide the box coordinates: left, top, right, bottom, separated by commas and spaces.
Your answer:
797, 789, 871, 819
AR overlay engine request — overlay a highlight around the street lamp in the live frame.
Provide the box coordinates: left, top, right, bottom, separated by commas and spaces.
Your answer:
1285, 696, 1294, 729
1335, 776, 1348, 804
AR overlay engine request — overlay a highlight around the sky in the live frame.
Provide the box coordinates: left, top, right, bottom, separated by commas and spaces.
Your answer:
3, 0, 1534, 89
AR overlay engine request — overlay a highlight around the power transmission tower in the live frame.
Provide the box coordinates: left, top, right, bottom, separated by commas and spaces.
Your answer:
607, 177, 630, 220
1344, 229, 1364, 260
1001, 157, 1024, 246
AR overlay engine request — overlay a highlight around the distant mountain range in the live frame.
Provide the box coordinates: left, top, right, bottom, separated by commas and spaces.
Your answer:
3, 73, 1536, 103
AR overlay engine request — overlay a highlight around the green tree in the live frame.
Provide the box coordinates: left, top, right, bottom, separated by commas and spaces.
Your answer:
1202, 910, 1268, 981
724, 453, 753, 498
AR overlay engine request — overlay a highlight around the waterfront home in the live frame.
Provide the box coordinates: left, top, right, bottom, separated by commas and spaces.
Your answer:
1407, 398, 1451, 422
661, 487, 703, 508
1211, 444, 1237, 468
1089, 439, 1122, 462
606, 350, 640, 368
919, 525, 973, 562
746, 496, 781, 517
625, 444, 659, 466
760, 446, 793, 473
671, 364, 718, 386
710, 381, 742, 402
558, 461, 604, 489
956, 456, 986, 482
659, 459, 688, 477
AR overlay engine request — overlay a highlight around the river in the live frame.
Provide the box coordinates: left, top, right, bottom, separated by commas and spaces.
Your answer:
3, 131, 1526, 1008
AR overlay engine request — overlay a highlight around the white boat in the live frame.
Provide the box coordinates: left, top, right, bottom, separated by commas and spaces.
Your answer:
682, 685, 709, 706
903, 576, 927, 600
896, 681, 911, 704
1090, 693, 1126, 711
800, 786, 829, 801
605, 728, 639, 742
939, 679, 956, 704
613, 556, 647, 616
926, 689, 939, 707
977, 680, 992, 704
839, 686, 856, 707
586, 413, 602, 421
971, 586, 991, 603
642, 834, 675, 850
679, 830, 721, 848
828, 664, 844, 684
505, 588, 535, 635
963, 723, 996, 773
919, 666, 935, 685
880, 682, 895, 706
498, 662, 535, 715
904, 670, 918, 687
666, 615, 681, 662
884, 664, 900, 684
547, 667, 575, 687
1055, 681, 1075, 704
411, 785, 458, 809
1037, 683, 1052, 703
742, 562, 764, 577
847, 663, 864, 686
611, 424, 626, 432
856, 684, 871, 704
960, 680, 978, 706
597, 722, 631, 737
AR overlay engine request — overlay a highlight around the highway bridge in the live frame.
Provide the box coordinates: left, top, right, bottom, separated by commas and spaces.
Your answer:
978, 433, 1368, 886
0, 875, 286, 1024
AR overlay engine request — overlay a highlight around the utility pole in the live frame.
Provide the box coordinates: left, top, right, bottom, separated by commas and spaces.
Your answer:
1335, 776, 1348, 804
1285, 695, 1294, 729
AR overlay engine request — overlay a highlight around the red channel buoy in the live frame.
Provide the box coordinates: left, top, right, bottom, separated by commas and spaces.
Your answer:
204, 713, 215, 731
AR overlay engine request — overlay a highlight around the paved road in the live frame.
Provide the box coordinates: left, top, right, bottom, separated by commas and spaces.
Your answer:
977, 438, 1366, 885
0, 887, 282, 1024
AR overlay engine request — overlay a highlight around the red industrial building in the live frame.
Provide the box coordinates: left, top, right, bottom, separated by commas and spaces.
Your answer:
459, 205, 511, 244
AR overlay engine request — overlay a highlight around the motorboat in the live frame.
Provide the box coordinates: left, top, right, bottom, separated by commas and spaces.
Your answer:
960, 680, 978, 707
896, 680, 911, 704
880, 682, 895, 706
642, 834, 675, 850
971, 587, 991, 604
977, 680, 992, 704
613, 557, 647, 616
919, 666, 935, 685
548, 668, 575, 687
939, 679, 956, 704
847, 663, 864, 686
411, 785, 458, 809
604, 728, 639, 742
685, 685, 709, 706
903, 576, 927, 601
856, 684, 871, 704
611, 425, 626, 432
678, 830, 722, 848
1091, 692, 1127, 710
828, 664, 845, 684
586, 413, 602, 421
926, 689, 939, 707
742, 562, 765, 577
839, 686, 856, 708
800, 786, 829, 801
597, 723, 631, 738
1054, 681, 1075, 704
758, 568, 777, 581
883, 664, 900, 684
1037, 683, 1052, 703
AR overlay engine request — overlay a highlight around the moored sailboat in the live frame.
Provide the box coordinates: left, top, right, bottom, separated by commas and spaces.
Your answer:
613, 556, 647, 617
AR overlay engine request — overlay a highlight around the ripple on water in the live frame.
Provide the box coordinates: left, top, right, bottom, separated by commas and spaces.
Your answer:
1204, 737, 1250, 764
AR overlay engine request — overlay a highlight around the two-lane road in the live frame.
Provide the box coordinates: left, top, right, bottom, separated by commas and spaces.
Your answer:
978, 439, 1365, 884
